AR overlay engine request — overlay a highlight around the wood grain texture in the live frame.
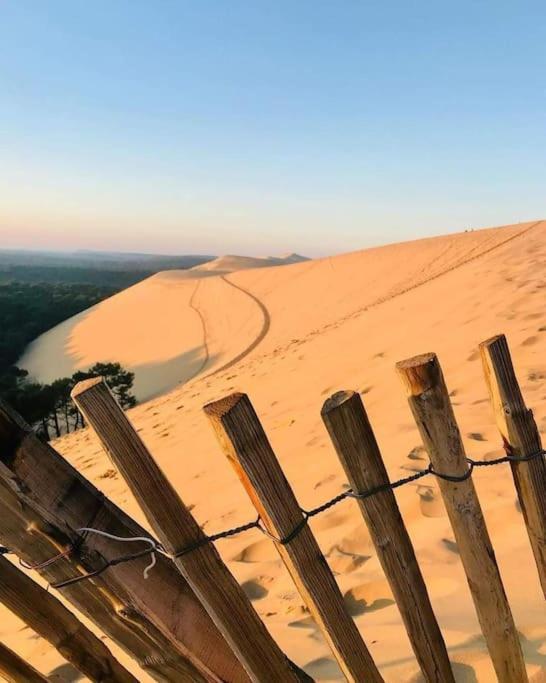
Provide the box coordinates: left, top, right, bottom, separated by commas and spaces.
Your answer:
0, 397, 244, 683
72, 378, 307, 683
204, 392, 383, 683
321, 390, 454, 683
0, 641, 48, 683
396, 353, 528, 683
0, 555, 136, 682
480, 334, 546, 598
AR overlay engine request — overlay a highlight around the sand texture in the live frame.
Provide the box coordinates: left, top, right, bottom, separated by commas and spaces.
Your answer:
4, 220, 546, 681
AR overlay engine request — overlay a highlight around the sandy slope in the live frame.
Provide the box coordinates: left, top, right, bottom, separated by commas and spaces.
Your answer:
4, 220, 546, 681
18, 253, 306, 401
192, 252, 308, 272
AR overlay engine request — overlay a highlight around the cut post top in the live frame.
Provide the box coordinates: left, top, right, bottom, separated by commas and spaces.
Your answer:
480, 333, 504, 348
71, 376, 107, 399
203, 392, 246, 419
396, 353, 442, 396
321, 390, 357, 414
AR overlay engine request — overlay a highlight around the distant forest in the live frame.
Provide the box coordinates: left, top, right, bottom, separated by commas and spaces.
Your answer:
0, 249, 213, 438
0, 265, 157, 288
0, 248, 214, 287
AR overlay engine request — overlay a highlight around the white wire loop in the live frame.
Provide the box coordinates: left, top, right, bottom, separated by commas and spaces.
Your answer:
77, 527, 158, 579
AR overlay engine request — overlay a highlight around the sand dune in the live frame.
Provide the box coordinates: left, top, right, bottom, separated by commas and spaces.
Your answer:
18, 253, 308, 400
192, 252, 309, 272
6, 220, 546, 681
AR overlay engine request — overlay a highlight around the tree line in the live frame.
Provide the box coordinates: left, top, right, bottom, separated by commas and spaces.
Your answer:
1, 362, 136, 440
0, 280, 136, 440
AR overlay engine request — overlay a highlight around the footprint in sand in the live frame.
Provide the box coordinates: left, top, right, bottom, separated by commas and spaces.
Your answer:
467, 432, 486, 442
408, 445, 427, 461
441, 537, 459, 554
417, 485, 445, 518
522, 335, 538, 347
327, 547, 370, 574
313, 473, 336, 490
334, 532, 374, 558
234, 539, 279, 563
342, 580, 395, 616
467, 350, 480, 362
98, 469, 117, 480
286, 604, 311, 622
241, 579, 269, 600
327, 533, 374, 574
288, 614, 316, 630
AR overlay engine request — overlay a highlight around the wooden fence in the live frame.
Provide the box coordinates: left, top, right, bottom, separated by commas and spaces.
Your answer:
0, 333, 544, 682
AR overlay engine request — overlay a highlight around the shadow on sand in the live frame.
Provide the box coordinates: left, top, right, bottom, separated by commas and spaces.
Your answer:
131, 348, 219, 401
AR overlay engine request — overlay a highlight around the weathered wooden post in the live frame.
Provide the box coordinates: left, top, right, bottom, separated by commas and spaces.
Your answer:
0, 397, 247, 683
0, 641, 48, 683
397, 353, 528, 683
72, 378, 309, 683
0, 554, 136, 682
480, 334, 546, 598
204, 392, 384, 683
321, 390, 454, 683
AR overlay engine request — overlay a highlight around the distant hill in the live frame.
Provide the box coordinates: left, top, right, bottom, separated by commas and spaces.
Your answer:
192, 253, 309, 274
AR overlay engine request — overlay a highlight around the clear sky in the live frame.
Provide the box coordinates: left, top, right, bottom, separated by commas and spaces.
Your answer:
1, 1, 545, 257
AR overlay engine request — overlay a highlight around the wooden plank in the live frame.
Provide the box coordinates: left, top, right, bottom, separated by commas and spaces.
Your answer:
321, 390, 454, 683
204, 392, 383, 683
480, 333, 546, 598
0, 481, 202, 683
72, 378, 309, 683
0, 397, 247, 683
396, 353, 528, 683
0, 641, 48, 683
0, 554, 137, 682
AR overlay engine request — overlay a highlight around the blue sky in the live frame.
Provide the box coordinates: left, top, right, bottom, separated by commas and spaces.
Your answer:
1, 1, 545, 256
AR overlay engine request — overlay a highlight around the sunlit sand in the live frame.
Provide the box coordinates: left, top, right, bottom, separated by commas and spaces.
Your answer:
7, 221, 546, 681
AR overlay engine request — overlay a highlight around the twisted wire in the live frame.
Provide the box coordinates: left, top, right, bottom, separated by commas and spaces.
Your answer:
3, 447, 543, 589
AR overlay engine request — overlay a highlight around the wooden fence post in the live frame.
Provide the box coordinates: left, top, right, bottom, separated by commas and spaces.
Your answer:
0, 554, 136, 682
0, 641, 48, 683
204, 392, 384, 683
72, 378, 309, 683
321, 390, 454, 683
0, 397, 246, 683
396, 353, 528, 683
479, 334, 546, 598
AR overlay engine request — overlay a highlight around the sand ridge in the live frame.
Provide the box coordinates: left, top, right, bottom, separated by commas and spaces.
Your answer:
18, 222, 537, 403
5, 220, 546, 681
